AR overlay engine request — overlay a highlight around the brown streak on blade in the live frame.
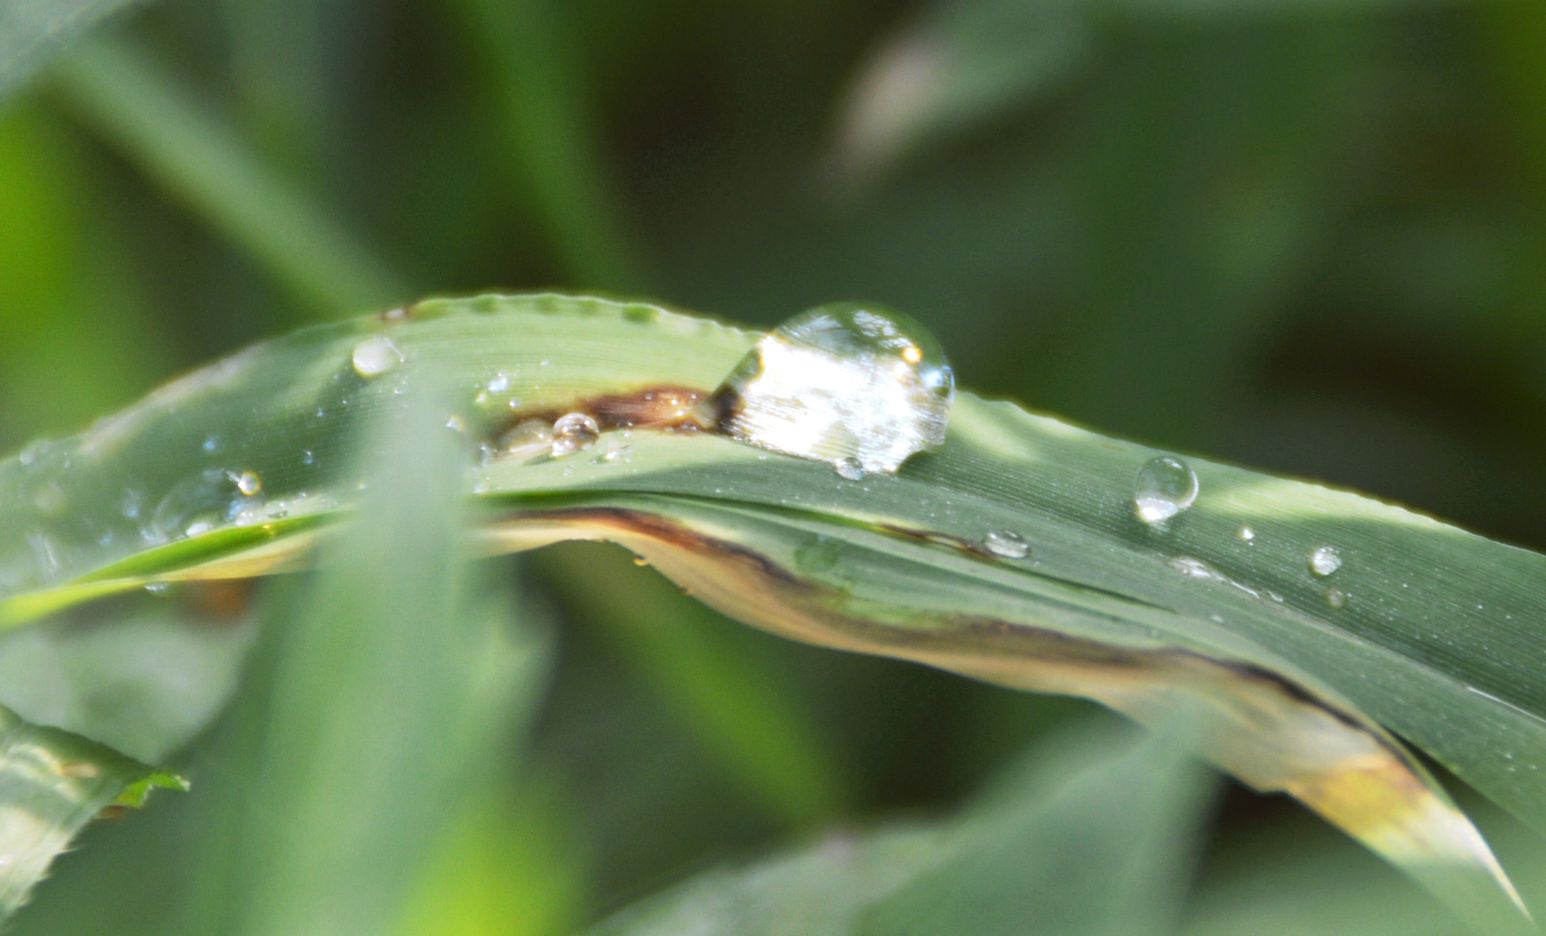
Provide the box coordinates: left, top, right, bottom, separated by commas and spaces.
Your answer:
481, 502, 1520, 912
502, 385, 711, 435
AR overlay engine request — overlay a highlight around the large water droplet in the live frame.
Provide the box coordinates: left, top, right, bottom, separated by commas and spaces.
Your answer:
551, 413, 600, 457
709, 302, 953, 474
351, 335, 403, 377
1134, 456, 1198, 524
983, 529, 1030, 559
1309, 545, 1342, 577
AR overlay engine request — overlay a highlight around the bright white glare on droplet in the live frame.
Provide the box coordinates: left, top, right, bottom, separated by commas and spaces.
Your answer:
1309, 545, 1343, 577
234, 470, 263, 496
711, 303, 953, 475
551, 413, 600, 457
983, 529, 1030, 560
1134, 456, 1198, 525
351, 335, 403, 378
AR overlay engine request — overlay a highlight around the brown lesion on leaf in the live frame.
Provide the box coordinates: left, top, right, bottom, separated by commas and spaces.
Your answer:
486, 502, 1488, 885
875, 522, 996, 558
498, 385, 713, 437
499, 503, 1525, 904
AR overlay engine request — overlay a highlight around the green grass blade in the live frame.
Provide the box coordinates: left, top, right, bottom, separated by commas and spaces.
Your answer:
587, 719, 1210, 936
48, 33, 407, 315
0, 0, 142, 102
0, 595, 256, 763
0, 293, 1540, 920
0, 702, 182, 916
183, 391, 545, 936
542, 546, 850, 829
442, 0, 648, 289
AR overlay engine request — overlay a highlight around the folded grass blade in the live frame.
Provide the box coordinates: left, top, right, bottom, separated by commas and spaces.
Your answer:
0, 293, 1540, 919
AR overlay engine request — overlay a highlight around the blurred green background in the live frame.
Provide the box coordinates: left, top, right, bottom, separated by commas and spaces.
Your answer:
2, 0, 1545, 933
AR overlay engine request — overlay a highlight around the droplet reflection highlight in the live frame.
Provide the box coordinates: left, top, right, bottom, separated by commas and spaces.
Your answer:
1134, 456, 1198, 524
1309, 545, 1343, 577
710, 302, 953, 475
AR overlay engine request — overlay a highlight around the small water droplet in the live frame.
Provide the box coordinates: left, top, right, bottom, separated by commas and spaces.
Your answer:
1134, 456, 1198, 524
486, 372, 511, 394
710, 302, 953, 474
351, 335, 403, 377
1168, 556, 1223, 582
445, 415, 467, 433
834, 457, 866, 481
498, 419, 554, 459
202, 435, 220, 453
983, 529, 1030, 559
144, 582, 170, 596
596, 440, 632, 464
1309, 545, 1342, 577
234, 470, 263, 496
1325, 587, 1347, 609
301, 449, 316, 466
551, 413, 600, 457
1237, 526, 1256, 543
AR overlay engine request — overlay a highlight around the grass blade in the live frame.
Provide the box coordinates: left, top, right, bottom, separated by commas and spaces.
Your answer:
183, 389, 544, 935
0, 702, 182, 915
0, 293, 1540, 920
49, 33, 407, 314
588, 718, 1211, 936
0, 0, 142, 102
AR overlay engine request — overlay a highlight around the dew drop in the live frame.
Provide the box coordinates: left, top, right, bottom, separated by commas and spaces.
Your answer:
144, 582, 170, 596
301, 449, 316, 466
1169, 556, 1223, 582
551, 413, 600, 457
1134, 456, 1198, 524
596, 441, 632, 464
983, 529, 1030, 560
150, 469, 263, 541
499, 419, 554, 459
351, 335, 403, 378
1326, 587, 1347, 609
202, 435, 220, 454
834, 457, 866, 481
235, 470, 263, 496
1237, 526, 1256, 543
709, 302, 953, 475
1309, 545, 1342, 577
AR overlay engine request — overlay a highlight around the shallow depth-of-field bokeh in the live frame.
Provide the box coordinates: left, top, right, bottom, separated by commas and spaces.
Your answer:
3, 1, 1545, 933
